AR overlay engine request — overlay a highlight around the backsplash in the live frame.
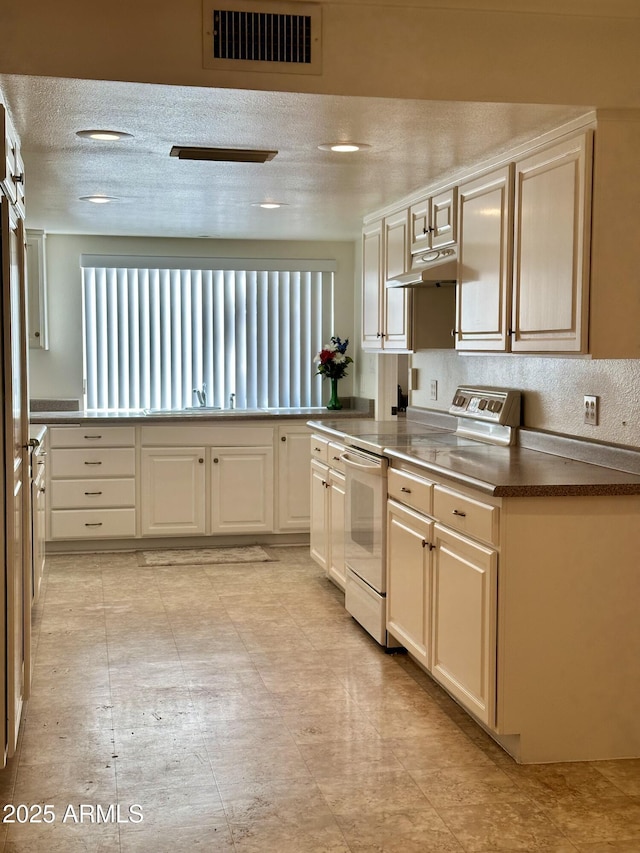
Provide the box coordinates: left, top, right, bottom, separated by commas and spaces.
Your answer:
409, 350, 640, 448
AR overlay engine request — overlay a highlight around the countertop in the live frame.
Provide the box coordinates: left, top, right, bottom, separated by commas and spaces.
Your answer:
308, 416, 640, 498
31, 406, 371, 426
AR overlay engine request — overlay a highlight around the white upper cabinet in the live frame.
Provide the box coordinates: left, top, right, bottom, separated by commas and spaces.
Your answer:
511, 132, 592, 353
456, 165, 513, 352
362, 213, 412, 352
410, 187, 458, 255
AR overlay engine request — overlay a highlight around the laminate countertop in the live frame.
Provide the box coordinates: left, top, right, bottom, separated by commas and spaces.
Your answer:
308, 416, 640, 498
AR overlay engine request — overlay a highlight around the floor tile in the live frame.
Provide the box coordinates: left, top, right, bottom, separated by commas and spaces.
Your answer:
6, 544, 640, 853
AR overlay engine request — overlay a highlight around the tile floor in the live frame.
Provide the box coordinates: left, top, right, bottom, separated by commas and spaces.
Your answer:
1, 545, 640, 852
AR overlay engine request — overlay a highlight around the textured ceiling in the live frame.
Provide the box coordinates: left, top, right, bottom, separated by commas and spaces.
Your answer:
1, 75, 589, 241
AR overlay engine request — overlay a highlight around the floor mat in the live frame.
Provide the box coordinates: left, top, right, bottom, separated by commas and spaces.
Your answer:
137, 545, 275, 566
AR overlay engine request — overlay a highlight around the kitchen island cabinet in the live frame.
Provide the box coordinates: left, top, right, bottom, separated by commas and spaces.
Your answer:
386, 455, 640, 763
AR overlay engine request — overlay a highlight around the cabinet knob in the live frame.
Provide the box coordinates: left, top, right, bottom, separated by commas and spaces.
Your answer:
400, 486, 411, 493
13, 173, 24, 185
281, 436, 287, 442
421, 540, 434, 550
452, 509, 466, 517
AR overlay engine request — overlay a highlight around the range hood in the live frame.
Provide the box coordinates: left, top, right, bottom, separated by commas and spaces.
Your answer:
386, 246, 458, 288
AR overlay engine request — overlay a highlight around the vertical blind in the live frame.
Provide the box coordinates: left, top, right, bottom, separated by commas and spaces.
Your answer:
80, 257, 335, 411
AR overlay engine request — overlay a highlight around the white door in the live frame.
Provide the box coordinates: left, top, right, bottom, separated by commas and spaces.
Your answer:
431, 523, 497, 726
277, 426, 311, 531
386, 500, 432, 666
140, 447, 206, 536
211, 446, 274, 533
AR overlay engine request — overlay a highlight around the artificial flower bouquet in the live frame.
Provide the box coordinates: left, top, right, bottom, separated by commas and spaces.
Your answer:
314, 337, 353, 380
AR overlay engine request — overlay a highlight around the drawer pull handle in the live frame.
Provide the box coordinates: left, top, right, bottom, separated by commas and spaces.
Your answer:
84, 461, 103, 465
84, 522, 103, 527
400, 486, 412, 493
332, 456, 341, 461
84, 435, 103, 440
84, 491, 103, 496
452, 509, 466, 517
314, 446, 321, 452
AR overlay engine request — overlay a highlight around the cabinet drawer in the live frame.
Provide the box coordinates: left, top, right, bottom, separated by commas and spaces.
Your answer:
49, 508, 136, 540
388, 468, 433, 515
433, 485, 499, 545
50, 478, 136, 509
50, 448, 136, 478
327, 442, 346, 473
310, 434, 329, 463
49, 426, 135, 448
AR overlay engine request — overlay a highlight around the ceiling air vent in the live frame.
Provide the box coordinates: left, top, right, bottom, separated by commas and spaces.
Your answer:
203, 0, 322, 75
170, 146, 277, 163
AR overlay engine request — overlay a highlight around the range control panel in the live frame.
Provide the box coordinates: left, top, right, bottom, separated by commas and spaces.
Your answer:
449, 387, 521, 427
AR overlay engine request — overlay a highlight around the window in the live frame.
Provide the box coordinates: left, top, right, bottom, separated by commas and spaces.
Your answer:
81, 256, 336, 411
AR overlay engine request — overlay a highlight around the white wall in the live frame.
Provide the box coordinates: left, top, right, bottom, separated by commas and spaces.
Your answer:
410, 349, 640, 448
29, 234, 357, 405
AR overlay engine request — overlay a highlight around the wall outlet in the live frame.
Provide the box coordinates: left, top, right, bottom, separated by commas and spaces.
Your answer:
430, 379, 438, 401
584, 394, 599, 425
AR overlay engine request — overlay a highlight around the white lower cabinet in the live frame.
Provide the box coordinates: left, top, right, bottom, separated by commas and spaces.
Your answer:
211, 446, 273, 533
431, 523, 497, 727
386, 500, 432, 666
47, 426, 136, 540
309, 436, 347, 589
387, 464, 499, 727
46, 419, 310, 544
140, 448, 206, 536
277, 424, 311, 531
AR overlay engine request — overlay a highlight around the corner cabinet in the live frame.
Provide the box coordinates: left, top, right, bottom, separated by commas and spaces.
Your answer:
362, 214, 412, 352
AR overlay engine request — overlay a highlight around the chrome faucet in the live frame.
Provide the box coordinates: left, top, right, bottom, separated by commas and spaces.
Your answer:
193, 383, 207, 407
229, 392, 235, 409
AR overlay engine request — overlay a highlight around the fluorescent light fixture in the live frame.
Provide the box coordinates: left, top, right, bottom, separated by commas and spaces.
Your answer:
76, 130, 132, 141
318, 142, 371, 153
251, 202, 286, 209
79, 195, 118, 204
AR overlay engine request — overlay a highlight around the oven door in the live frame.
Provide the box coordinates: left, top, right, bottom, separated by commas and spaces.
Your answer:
342, 448, 388, 594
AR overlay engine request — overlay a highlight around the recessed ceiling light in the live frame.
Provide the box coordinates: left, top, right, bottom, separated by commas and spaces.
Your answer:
251, 202, 286, 209
79, 195, 118, 204
318, 142, 371, 153
76, 130, 133, 141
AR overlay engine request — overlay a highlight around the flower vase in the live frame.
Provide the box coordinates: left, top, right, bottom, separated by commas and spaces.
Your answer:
326, 377, 342, 410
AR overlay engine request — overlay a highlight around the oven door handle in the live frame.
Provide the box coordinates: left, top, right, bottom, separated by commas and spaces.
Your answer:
340, 451, 386, 475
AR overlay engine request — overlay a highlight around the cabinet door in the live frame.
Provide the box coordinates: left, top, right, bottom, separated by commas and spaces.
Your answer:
277, 426, 311, 531
211, 446, 273, 533
362, 220, 384, 349
431, 523, 497, 726
431, 187, 457, 249
310, 459, 329, 570
456, 165, 513, 351
410, 197, 431, 254
511, 132, 592, 353
140, 448, 206, 536
327, 469, 346, 591
386, 500, 432, 666
383, 209, 412, 350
